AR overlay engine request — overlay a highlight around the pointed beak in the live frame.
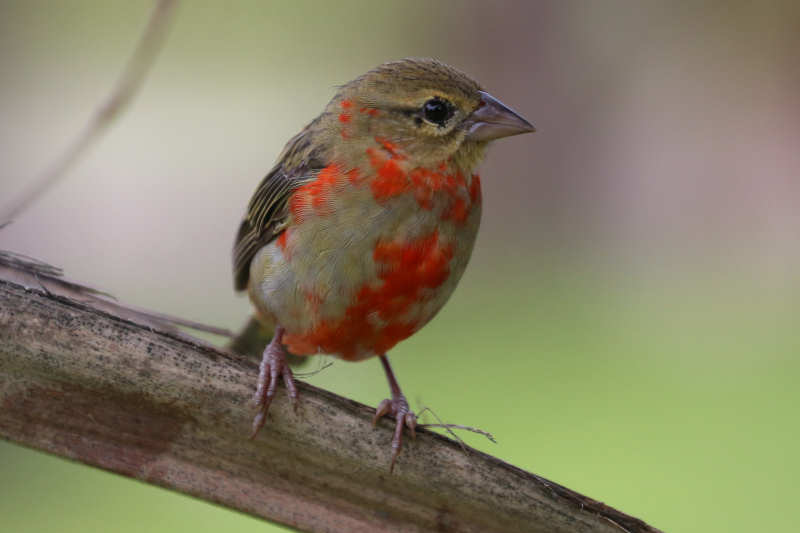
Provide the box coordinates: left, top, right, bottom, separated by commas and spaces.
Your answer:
464, 91, 535, 142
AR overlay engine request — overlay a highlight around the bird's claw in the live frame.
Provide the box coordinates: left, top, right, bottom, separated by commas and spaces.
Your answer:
373, 394, 417, 472
250, 336, 297, 438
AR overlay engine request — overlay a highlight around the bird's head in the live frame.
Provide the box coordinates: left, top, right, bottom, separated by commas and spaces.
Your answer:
322, 58, 535, 171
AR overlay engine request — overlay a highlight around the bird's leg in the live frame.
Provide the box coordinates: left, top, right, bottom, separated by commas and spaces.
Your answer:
250, 326, 298, 438
373, 354, 417, 472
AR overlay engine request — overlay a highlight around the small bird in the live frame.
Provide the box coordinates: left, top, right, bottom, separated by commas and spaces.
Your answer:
234, 58, 534, 470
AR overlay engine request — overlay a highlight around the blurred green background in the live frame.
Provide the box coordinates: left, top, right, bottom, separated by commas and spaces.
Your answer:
1, 1, 798, 532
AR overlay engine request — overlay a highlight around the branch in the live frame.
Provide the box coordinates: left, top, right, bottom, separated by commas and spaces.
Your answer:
0, 261, 661, 533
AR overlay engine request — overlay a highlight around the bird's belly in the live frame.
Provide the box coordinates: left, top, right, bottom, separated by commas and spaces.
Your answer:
249, 176, 481, 360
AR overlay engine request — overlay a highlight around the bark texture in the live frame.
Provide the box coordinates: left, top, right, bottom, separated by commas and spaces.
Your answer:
0, 264, 661, 533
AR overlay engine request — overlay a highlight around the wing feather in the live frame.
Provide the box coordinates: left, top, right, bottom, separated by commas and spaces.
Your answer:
233, 127, 322, 291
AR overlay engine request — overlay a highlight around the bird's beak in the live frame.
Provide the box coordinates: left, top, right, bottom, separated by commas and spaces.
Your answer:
464, 91, 535, 142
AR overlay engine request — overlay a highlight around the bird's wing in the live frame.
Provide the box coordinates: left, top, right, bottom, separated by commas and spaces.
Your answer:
233, 128, 322, 291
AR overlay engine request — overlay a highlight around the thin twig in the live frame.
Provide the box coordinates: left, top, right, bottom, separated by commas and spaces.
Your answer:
416, 405, 497, 455
1, 0, 179, 222
294, 359, 334, 378
421, 421, 497, 443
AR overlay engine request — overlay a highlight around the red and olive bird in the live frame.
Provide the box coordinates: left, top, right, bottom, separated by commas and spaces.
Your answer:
234, 58, 534, 470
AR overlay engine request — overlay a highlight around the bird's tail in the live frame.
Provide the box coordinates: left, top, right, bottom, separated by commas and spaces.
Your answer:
228, 316, 309, 367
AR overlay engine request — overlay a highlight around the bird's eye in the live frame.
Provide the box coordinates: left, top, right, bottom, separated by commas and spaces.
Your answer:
422, 98, 453, 126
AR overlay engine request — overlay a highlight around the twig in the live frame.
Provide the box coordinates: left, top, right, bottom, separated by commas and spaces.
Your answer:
416, 405, 497, 454
1, 0, 179, 222
421, 421, 497, 443
294, 359, 334, 378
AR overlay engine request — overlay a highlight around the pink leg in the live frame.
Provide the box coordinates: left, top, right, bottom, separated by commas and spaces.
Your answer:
250, 326, 298, 438
373, 354, 417, 472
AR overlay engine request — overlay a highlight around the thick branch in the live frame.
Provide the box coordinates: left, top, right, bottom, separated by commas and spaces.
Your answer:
0, 268, 660, 533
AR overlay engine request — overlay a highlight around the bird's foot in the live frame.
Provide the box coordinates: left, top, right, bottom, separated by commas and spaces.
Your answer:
373, 394, 417, 472
250, 329, 297, 438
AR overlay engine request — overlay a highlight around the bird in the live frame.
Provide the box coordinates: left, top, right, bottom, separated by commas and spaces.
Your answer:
233, 58, 534, 471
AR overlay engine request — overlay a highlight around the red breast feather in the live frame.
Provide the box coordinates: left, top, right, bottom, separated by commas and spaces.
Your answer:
278, 137, 482, 360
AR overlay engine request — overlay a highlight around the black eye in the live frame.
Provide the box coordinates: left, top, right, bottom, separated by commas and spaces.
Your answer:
422, 98, 453, 126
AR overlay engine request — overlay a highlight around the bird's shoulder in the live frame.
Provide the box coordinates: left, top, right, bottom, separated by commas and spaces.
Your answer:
233, 124, 326, 291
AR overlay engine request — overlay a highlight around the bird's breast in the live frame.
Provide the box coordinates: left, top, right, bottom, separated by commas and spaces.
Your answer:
250, 152, 482, 361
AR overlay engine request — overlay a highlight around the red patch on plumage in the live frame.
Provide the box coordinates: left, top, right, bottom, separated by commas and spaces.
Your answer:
367, 146, 411, 202
338, 112, 351, 123
289, 163, 342, 223
469, 174, 482, 204
373, 159, 408, 199
340, 100, 353, 109
364, 145, 478, 224
365, 146, 383, 168
442, 197, 468, 223
409, 169, 433, 209
360, 107, 379, 117
377, 159, 404, 182
408, 167, 445, 209
346, 168, 362, 185
283, 231, 454, 359
288, 191, 309, 224
372, 231, 453, 297
375, 137, 403, 159
276, 230, 288, 251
